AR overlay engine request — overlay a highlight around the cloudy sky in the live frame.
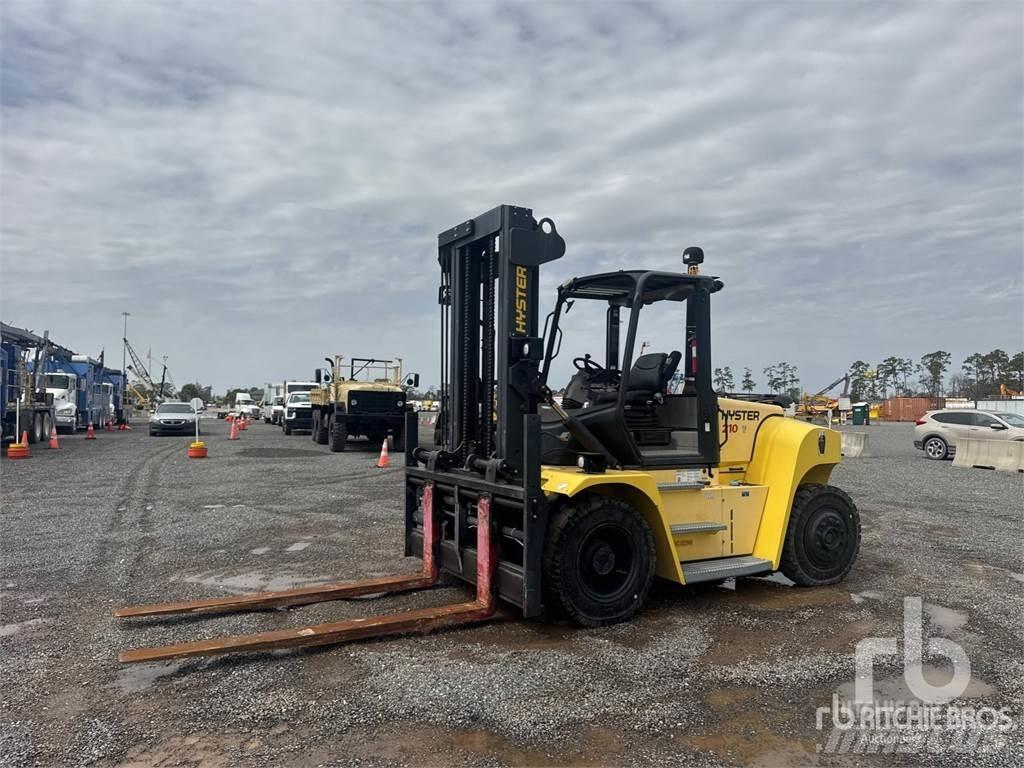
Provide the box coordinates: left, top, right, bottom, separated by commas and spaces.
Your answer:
1, 1, 1021, 395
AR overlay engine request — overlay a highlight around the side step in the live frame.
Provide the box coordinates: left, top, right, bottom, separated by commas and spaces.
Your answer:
115, 485, 498, 663
670, 522, 727, 535
681, 555, 773, 584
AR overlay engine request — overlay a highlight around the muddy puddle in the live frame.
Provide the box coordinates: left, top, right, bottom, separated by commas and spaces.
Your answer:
115, 660, 185, 694
836, 664, 995, 704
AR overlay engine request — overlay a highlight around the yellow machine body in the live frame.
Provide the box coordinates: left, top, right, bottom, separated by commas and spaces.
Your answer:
539, 397, 841, 585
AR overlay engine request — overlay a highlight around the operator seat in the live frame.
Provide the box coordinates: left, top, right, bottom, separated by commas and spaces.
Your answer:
588, 350, 681, 407
624, 351, 681, 406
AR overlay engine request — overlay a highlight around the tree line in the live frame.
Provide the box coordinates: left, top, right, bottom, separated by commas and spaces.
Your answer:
712, 348, 1023, 402
181, 348, 1024, 406
848, 349, 1023, 401
712, 363, 801, 400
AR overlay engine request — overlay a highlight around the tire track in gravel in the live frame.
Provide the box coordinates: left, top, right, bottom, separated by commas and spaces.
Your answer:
88, 437, 181, 602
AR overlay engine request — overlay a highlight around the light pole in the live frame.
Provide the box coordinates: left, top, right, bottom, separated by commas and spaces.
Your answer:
121, 311, 130, 423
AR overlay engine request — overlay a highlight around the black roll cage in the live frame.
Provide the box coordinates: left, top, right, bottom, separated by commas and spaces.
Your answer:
540, 269, 724, 468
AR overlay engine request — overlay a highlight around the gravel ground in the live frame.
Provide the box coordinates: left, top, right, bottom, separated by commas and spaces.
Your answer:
1, 419, 1021, 767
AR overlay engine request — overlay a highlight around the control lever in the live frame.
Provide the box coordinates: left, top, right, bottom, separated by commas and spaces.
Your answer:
540, 386, 618, 468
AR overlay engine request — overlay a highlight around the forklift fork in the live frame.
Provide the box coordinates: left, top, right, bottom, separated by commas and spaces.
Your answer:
115, 485, 497, 664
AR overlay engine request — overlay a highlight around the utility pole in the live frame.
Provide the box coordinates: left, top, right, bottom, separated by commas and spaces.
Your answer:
121, 312, 130, 422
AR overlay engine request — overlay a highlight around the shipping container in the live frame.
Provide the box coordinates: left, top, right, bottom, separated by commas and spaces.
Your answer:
881, 397, 945, 422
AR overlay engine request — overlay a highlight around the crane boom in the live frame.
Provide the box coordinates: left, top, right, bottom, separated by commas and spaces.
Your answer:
812, 373, 849, 400
123, 338, 155, 390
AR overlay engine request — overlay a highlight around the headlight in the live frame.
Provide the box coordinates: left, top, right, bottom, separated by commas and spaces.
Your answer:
287, 410, 295, 417
58, 405, 75, 414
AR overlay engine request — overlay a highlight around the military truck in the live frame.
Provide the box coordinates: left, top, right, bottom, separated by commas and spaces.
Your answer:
309, 356, 418, 452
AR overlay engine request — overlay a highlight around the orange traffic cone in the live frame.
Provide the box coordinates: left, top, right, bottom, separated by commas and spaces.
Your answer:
238, 418, 247, 431
187, 441, 208, 459
85, 421, 96, 440
7, 432, 29, 459
228, 419, 239, 440
376, 437, 390, 468
106, 419, 114, 432
48, 424, 60, 449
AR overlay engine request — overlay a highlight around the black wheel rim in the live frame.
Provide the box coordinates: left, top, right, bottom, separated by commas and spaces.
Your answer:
577, 523, 636, 602
803, 506, 852, 570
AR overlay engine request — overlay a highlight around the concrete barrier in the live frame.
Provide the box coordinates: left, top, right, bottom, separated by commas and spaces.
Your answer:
840, 431, 869, 458
953, 438, 1024, 473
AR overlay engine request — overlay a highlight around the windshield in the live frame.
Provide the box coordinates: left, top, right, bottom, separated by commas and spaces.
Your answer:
158, 403, 193, 414
287, 393, 310, 404
274, 397, 284, 405
995, 412, 1024, 427
44, 374, 70, 389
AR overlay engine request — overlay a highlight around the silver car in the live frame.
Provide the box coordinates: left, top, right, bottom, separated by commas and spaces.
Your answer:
914, 409, 1024, 460
149, 402, 200, 436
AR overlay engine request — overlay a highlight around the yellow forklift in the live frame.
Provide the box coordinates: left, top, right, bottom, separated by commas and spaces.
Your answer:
115, 205, 859, 661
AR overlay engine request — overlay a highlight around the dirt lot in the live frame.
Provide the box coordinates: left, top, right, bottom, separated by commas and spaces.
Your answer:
1, 419, 1021, 767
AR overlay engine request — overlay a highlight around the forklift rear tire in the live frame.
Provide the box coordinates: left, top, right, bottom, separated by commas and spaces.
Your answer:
543, 496, 656, 627
330, 420, 347, 452
780, 484, 860, 586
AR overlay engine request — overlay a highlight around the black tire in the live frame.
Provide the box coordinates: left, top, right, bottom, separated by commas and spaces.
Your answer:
313, 411, 329, 445
330, 417, 347, 452
923, 436, 948, 460
543, 496, 656, 627
149, 427, 158, 436
27, 413, 41, 444
780, 484, 860, 586
41, 413, 52, 443
283, 421, 292, 435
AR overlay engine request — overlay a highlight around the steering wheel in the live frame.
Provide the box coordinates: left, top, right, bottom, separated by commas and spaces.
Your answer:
573, 355, 606, 373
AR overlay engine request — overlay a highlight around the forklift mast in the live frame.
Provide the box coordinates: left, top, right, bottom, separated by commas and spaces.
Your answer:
435, 205, 565, 477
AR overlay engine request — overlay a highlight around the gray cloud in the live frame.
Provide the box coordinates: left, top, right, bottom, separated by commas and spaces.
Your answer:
1, 1, 1020, 393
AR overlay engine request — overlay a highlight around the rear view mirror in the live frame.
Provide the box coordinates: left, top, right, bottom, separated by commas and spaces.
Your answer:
315, 369, 322, 384
990, 422, 1008, 430
405, 373, 420, 388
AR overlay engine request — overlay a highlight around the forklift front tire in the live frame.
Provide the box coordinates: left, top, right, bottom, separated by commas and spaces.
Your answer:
543, 496, 656, 627
780, 484, 860, 587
